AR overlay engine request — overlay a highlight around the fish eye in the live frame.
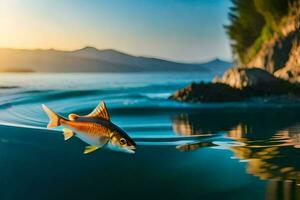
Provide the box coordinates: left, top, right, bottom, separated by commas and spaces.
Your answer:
120, 138, 127, 145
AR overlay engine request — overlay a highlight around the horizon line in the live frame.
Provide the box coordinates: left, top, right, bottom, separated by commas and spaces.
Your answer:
0, 46, 232, 64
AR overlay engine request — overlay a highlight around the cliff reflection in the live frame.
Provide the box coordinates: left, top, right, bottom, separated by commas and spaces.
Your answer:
172, 110, 300, 199
176, 141, 217, 152
172, 112, 238, 136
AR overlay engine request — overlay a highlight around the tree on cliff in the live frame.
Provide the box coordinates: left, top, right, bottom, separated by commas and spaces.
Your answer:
226, 0, 296, 64
254, 0, 292, 32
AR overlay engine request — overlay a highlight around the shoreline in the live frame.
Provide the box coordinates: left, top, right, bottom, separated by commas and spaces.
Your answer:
170, 67, 300, 103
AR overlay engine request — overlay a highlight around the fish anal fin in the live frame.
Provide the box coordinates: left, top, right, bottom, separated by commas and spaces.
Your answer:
86, 101, 110, 121
84, 146, 99, 154
63, 128, 74, 141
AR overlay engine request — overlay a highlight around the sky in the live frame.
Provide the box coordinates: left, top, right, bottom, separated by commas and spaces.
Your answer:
0, 0, 232, 62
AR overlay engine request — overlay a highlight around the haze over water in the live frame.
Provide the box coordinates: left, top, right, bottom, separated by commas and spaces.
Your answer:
0, 72, 299, 199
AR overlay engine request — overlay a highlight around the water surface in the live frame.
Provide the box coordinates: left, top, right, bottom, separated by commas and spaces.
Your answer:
0, 72, 299, 199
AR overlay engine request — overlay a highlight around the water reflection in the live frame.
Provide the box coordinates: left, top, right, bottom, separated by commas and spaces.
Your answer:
172, 112, 237, 136
176, 141, 217, 152
266, 181, 300, 200
172, 109, 300, 198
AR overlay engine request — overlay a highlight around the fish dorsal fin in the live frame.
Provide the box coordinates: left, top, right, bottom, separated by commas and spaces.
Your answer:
86, 101, 110, 121
68, 113, 79, 121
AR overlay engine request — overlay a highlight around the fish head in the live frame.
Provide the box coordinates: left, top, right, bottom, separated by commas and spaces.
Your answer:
110, 130, 136, 153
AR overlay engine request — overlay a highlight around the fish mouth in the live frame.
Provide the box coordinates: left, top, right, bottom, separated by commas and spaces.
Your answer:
127, 148, 135, 154
128, 145, 136, 150
126, 145, 136, 153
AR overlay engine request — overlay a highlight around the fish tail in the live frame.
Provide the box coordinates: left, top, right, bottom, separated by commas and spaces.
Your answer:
42, 104, 62, 128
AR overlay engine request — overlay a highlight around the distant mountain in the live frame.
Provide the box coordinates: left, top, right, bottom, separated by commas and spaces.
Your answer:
0, 47, 232, 73
198, 58, 233, 74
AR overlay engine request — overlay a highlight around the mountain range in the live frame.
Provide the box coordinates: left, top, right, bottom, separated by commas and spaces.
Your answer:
0, 47, 232, 73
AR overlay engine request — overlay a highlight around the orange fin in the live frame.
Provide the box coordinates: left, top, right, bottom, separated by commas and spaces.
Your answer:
85, 101, 110, 121
68, 113, 78, 121
42, 104, 61, 128
63, 128, 74, 140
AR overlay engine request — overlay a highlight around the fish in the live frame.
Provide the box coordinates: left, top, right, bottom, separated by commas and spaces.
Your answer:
42, 101, 136, 154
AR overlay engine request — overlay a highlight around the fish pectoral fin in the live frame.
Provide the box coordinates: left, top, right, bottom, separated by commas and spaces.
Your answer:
63, 128, 74, 141
83, 146, 99, 154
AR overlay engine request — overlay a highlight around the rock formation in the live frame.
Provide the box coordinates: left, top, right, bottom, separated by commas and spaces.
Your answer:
213, 68, 280, 89
246, 5, 300, 83
170, 68, 300, 103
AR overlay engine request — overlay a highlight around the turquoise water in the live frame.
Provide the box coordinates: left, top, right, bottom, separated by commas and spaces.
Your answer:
0, 72, 299, 199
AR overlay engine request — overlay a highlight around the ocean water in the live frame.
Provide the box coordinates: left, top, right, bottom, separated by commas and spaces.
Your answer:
0, 72, 299, 200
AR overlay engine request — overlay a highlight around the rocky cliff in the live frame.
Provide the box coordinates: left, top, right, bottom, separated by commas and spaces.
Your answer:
246, 4, 300, 83
170, 2, 300, 103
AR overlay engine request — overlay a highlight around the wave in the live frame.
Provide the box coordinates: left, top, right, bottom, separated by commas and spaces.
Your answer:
1, 88, 300, 128
1, 79, 300, 145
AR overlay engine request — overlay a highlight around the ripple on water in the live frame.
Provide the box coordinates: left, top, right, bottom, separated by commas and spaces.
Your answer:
1, 89, 300, 178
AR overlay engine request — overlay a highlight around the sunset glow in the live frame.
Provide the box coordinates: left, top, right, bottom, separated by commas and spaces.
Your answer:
0, 0, 232, 62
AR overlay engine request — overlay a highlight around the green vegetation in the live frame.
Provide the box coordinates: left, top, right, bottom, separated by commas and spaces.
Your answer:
226, 0, 296, 64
